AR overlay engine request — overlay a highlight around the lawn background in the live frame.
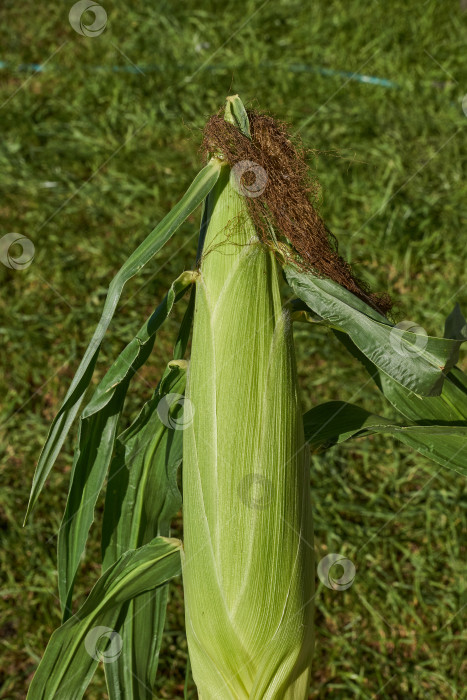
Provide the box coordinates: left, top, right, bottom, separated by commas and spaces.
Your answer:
0, 1, 466, 698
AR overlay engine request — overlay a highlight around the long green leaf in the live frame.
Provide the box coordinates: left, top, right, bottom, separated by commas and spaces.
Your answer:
57, 272, 195, 619
286, 265, 467, 396
27, 537, 182, 700
303, 400, 467, 476
332, 328, 467, 475
25, 159, 221, 523
102, 361, 186, 698
336, 329, 467, 422
83, 271, 196, 420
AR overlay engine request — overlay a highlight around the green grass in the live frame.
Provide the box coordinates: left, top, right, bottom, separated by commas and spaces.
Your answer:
0, 0, 466, 697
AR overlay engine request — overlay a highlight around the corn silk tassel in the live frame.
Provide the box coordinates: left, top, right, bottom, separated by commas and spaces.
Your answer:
181, 98, 315, 699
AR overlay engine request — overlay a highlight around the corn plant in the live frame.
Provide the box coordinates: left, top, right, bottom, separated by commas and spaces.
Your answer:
25, 96, 467, 699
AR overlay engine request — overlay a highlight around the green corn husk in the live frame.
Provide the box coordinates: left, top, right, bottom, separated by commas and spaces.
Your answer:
182, 104, 314, 699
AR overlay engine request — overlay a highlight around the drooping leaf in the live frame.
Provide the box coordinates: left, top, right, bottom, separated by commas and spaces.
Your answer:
303, 400, 394, 450
27, 537, 182, 700
336, 329, 467, 421
25, 159, 221, 523
444, 302, 467, 341
57, 273, 195, 619
101, 361, 187, 698
285, 265, 467, 396
303, 400, 467, 476
331, 329, 467, 475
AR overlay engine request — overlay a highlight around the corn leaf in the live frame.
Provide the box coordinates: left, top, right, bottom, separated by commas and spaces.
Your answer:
336, 328, 467, 420
285, 265, 467, 396
331, 329, 467, 475
82, 271, 195, 420
27, 537, 182, 700
25, 159, 221, 523
303, 400, 467, 476
444, 301, 467, 342
101, 361, 186, 698
57, 273, 194, 620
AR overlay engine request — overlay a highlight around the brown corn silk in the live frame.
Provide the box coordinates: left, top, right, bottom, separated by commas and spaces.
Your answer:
202, 110, 392, 315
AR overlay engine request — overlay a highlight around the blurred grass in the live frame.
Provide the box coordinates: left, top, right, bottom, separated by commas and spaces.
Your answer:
0, 0, 466, 698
